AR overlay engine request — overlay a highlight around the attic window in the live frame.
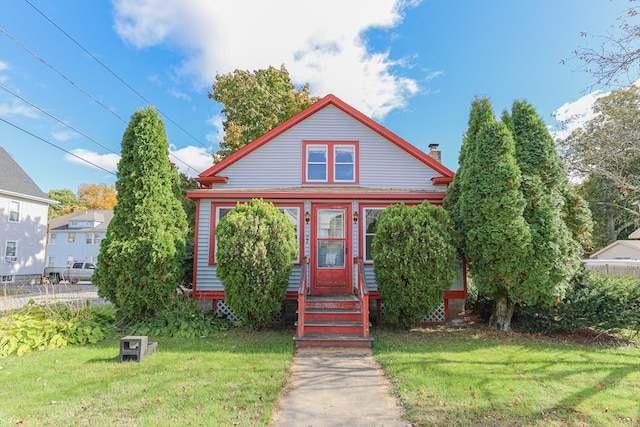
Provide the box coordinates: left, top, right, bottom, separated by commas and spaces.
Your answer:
303, 141, 358, 184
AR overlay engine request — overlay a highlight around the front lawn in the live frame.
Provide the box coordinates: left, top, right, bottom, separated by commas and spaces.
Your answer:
374, 327, 640, 426
0, 329, 294, 426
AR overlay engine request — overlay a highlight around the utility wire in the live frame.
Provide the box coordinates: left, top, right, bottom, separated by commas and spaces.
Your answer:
24, 0, 212, 153
0, 117, 117, 176
0, 83, 119, 155
0, 30, 202, 173
0, 27, 128, 124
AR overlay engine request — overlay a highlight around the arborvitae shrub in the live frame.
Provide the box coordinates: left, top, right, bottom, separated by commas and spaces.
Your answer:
215, 199, 297, 329
372, 202, 459, 329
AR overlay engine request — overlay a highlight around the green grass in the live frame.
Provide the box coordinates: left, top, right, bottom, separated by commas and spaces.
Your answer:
373, 327, 640, 427
0, 328, 294, 426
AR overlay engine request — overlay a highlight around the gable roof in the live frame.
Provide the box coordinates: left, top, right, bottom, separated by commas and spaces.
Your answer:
629, 228, 640, 239
0, 146, 50, 202
590, 239, 640, 259
197, 94, 455, 185
48, 209, 114, 232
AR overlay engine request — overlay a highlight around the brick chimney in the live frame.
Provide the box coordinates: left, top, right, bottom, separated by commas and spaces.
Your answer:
428, 143, 441, 163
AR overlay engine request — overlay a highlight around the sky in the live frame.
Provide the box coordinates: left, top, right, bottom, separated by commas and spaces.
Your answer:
0, 0, 633, 194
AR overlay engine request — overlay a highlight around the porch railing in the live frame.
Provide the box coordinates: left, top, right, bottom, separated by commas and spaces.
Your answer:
354, 257, 370, 338
296, 257, 309, 339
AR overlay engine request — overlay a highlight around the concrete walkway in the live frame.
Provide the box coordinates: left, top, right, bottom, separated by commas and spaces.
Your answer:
273, 347, 409, 427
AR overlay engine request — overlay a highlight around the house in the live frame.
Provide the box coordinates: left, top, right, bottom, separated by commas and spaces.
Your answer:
0, 146, 55, 285
45, 210, 114, 269
188, 94, 466, 347
589, 229, 640, 260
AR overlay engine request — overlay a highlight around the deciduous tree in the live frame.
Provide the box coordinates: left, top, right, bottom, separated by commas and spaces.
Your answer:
209, 65, 319, 161
46, 189, 86, 218
559, 85, 640, 243
78, 183, 117, 210
93, 107, 188, 320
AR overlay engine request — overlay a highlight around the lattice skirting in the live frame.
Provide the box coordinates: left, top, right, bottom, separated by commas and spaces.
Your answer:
379, 300, 446, 323
214, 300, 284, 324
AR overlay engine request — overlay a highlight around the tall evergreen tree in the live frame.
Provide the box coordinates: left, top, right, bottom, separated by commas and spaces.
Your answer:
94, 108, 188, 319
507, 100, 591, 304
459, 109, 532, 331
444, 97, 495, 251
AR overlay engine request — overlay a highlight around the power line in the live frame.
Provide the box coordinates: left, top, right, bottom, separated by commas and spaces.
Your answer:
0, 83, 119, 155
0, 117, 117, 176
0, 27, 128, 125
0, 30, 203, 173
24, 0, 212, 153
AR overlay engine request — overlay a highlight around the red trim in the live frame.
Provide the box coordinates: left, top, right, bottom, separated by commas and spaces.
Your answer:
310, 203, 353, 295
431, 177, 453, 185
196, 94, 454, 184
188, 191, 447, 201
192, 290, 226, 300
192, 201, 201, 291
302, 141, 359, 184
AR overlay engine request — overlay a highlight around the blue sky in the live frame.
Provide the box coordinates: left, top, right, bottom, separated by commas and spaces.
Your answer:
0, 0, 631, 193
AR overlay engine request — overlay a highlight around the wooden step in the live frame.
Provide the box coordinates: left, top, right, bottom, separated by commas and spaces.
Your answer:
303, 307, 362, 322
294, 334, 373, 348
305, 295, 360, 310
297, 320, 366, 335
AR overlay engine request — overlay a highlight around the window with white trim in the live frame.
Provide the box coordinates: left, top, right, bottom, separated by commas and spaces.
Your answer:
49, 233, 57, 245
9, 200, 21, 222
1, 275, 15, 283
68, 232, 76, 243
66, 256, 74, 267
363, 208, 384, 262
304, 141, 358, 184
47, 257, 55, 267
213, 205, 301, 263
85, 256, 98, 264
4, 241, 17, 262
86, 233, 101, 245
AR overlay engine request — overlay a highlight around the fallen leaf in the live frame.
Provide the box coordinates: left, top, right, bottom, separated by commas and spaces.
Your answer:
15, 418, 23, 425
414, 402, 420, 407
578, 413, 585, 420
154, 398, 160, 404
251, 413, 259, 420
595, 384, 602, 390
196, 404, 202, 411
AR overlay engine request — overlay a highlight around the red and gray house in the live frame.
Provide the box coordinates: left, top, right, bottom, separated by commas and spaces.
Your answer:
188, 94, 466, 347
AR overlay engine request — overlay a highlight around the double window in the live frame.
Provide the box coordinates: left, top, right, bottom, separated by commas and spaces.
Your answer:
211, 204, 302, 264
304, 141, 358, 184
86, 233, 101, 245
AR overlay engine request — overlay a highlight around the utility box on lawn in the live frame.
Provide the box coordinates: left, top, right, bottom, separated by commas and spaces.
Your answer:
119, 335, 157, 362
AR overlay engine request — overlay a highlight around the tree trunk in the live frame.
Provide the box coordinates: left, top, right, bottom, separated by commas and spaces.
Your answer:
489, 294, 515, 332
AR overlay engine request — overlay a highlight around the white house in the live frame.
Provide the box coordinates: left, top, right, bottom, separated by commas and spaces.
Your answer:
46, 210, 113, 268
0, 147, 55, 285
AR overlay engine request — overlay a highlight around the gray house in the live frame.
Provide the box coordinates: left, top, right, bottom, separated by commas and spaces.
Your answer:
0, 147, 55, 284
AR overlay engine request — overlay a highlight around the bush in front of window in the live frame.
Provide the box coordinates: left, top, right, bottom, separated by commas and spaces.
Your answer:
215, 199, 297, 329
372, 202, 459, 329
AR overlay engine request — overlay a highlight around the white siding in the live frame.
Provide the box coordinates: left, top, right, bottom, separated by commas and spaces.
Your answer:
215, 105, 441, 190
0, 195, 48, 277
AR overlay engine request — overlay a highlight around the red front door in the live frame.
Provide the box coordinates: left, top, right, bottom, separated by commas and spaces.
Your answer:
310, 204, 351, 295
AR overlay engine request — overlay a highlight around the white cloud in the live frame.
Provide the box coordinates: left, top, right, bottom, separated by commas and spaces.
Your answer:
167, 87, 191, 101
112, 0, 423, 119
52, 130, 75, 142
0, 99, 40, 118
169, 145, 214, 176
551, 90, 604, 140
65, 148, 120, 173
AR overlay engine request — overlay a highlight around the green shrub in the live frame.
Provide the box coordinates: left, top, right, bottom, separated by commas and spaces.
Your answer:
518, 268, 640, 335
372, 202, 459, 329
215, 199, 297, 329
0, 303, 116, 357
126, 294, 231, 338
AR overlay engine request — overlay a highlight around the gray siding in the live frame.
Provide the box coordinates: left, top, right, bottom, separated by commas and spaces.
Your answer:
214, 105, 441, 190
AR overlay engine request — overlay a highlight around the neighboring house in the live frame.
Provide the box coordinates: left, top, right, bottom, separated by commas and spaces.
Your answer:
0, 146, 55, 285
188, 94, 466, 347
590, 228, 640, 260
586, 228, 640, 276
45, 210, 113, 268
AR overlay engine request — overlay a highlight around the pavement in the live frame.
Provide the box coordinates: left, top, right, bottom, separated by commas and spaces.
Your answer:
0, 282, 106, 312
273, 347, 409, 427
